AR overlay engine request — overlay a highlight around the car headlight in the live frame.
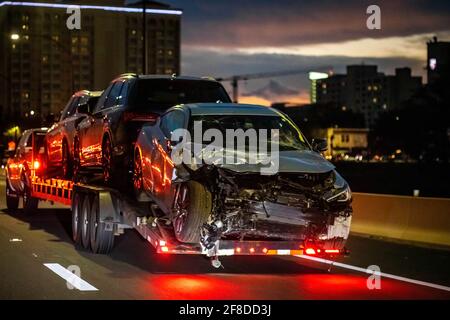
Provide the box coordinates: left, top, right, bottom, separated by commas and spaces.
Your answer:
325, 171, 352, 202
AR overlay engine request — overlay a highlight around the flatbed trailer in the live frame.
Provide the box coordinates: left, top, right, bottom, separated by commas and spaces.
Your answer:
29, 174, 346, 267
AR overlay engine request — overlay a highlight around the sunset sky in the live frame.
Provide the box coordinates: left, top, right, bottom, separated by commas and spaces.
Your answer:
163, 0, 450, 105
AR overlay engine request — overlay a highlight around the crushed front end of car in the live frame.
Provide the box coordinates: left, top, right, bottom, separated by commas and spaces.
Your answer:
175, 158, 352, 255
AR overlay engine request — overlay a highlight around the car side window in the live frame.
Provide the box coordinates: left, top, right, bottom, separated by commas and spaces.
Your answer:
94, 85, 113, 113
60, 97, 78, 121
117, 81, 129, 105
160, 110, 185, 138
104, 82, 123, 109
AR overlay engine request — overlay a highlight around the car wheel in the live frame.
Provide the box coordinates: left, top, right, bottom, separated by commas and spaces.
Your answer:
23, 184, 38, 214
73, 137, 81, 182
61, 140, 72, 179
89, 195, 114, 254
133, 150, 143, 193
102, 136, 114, 186
173, 181, 212, 243
6, 180, 19, 211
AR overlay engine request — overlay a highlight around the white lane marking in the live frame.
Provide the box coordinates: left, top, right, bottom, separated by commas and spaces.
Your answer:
44, 263, 98, 291
295, 255, 450, 292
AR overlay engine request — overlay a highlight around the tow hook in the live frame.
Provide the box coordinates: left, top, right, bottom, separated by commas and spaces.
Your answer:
210, 256, 223, 269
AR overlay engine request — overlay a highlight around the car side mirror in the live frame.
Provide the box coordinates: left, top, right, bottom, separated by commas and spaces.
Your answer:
312, 138, 328, 152
77, 103, 91, 115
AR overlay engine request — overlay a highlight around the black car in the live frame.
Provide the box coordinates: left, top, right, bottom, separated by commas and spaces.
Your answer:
74, 74, 231, 184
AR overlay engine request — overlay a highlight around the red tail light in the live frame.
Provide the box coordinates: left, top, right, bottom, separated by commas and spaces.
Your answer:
33, 161, 41, 170
123, 112, 159, 123
305, 248, 316, 255
325, 249, 340, 254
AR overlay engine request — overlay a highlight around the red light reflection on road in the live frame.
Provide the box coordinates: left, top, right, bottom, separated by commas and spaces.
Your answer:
144, 273, 450, 300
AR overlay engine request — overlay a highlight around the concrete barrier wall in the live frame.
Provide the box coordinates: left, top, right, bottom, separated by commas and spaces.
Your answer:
351, 193, 450, 247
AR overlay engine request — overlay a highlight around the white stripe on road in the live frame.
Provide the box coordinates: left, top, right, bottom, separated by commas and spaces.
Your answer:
295, 255, 450, 292
44, 263, 98, 291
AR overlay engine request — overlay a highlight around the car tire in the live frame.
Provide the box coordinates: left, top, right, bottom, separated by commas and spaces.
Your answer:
80, 195, 91, 249
102, 136, 114, 186
73, 137, 81, 183
71, 192, 83, 244
61, 140, 72, 179
89, 195, 114, 254
173, 181, 212, 243
6, 180, 19, 211
23, 183, 38, 214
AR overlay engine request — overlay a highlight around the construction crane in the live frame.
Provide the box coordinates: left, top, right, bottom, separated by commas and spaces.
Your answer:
215, 67, 332, 103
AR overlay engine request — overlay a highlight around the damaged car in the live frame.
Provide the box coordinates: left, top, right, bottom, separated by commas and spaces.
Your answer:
133, 103, 352, 254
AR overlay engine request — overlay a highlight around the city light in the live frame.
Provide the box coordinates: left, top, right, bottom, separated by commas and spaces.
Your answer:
10, 33, 19, 41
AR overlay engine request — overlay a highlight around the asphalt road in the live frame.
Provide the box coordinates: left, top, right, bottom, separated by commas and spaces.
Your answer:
0, 174, 449, 299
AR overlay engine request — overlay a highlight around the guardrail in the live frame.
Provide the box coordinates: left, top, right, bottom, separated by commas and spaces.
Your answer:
351, 192, 450, 247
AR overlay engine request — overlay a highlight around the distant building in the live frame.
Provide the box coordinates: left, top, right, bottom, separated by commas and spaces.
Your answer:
0, 0, 181, 123
427, 37, 450, 85
314, 127, 369, 158
315, 65, 422, 128
308, 71, 328, 103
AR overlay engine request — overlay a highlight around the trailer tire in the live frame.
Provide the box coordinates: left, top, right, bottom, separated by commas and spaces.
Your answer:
23, 184, 38, 214
71, 193, 83, 244
80, 194, 91, 249
6, 180, 19, 211
89, 195, 114, 254
174, 181, 212, 243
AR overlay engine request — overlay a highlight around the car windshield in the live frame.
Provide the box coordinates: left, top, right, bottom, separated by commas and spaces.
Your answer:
189, 114, 309, 152
131, 79, 231, 112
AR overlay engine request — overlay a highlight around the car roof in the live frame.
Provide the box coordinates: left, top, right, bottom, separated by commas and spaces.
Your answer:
22, 128, 48, 135
178, 103, 281, 116
114, 73, 220, 83
72, 90, 103, 98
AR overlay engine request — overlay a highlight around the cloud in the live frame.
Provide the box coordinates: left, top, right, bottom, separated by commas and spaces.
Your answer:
181, 48, 425, 105
165, 0, 450, 49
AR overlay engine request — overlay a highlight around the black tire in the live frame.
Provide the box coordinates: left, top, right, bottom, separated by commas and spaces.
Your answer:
102, 136, 114, 186
89, 195, 114, 254
61, 140, 72, 179
173, 181, 212, 243
73, 137, 81, 183
133, 149, 144, 197
80, 195, 91, 249
71, 193, 83, 244
23, 184, 38, 215
6, 180, 19, 211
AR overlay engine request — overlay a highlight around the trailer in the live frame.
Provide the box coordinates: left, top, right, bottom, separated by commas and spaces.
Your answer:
27, 173, 348, 267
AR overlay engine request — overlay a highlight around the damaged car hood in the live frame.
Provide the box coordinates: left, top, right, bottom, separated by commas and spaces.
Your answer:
176, 143, 335, 174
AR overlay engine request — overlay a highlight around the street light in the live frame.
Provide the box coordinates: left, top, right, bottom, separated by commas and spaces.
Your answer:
10, 33, 20, 41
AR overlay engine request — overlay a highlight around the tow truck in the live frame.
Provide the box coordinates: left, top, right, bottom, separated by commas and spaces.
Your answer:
7, 130, 349, 268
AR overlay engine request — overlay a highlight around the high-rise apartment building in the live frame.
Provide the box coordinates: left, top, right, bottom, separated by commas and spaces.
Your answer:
0, 0, 181, 123
427, 36, 450, 86
315, 65, 422, 128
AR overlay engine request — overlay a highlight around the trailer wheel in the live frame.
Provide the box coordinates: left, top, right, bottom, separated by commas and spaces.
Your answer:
80, 195, 91, 249
71, 193, 83, 244
173, 181, 212, 243
6, 180, 19, 211
89, 196, 114, 254
23, 184, 38, 214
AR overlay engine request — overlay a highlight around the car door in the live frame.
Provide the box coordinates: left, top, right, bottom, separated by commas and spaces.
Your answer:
152, 109, 186, 207
8, 132, 32, 192
64, 95, 98, 159
46, 97, 78, 167
89, 81, 124, 166
78, 86, 112, 166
